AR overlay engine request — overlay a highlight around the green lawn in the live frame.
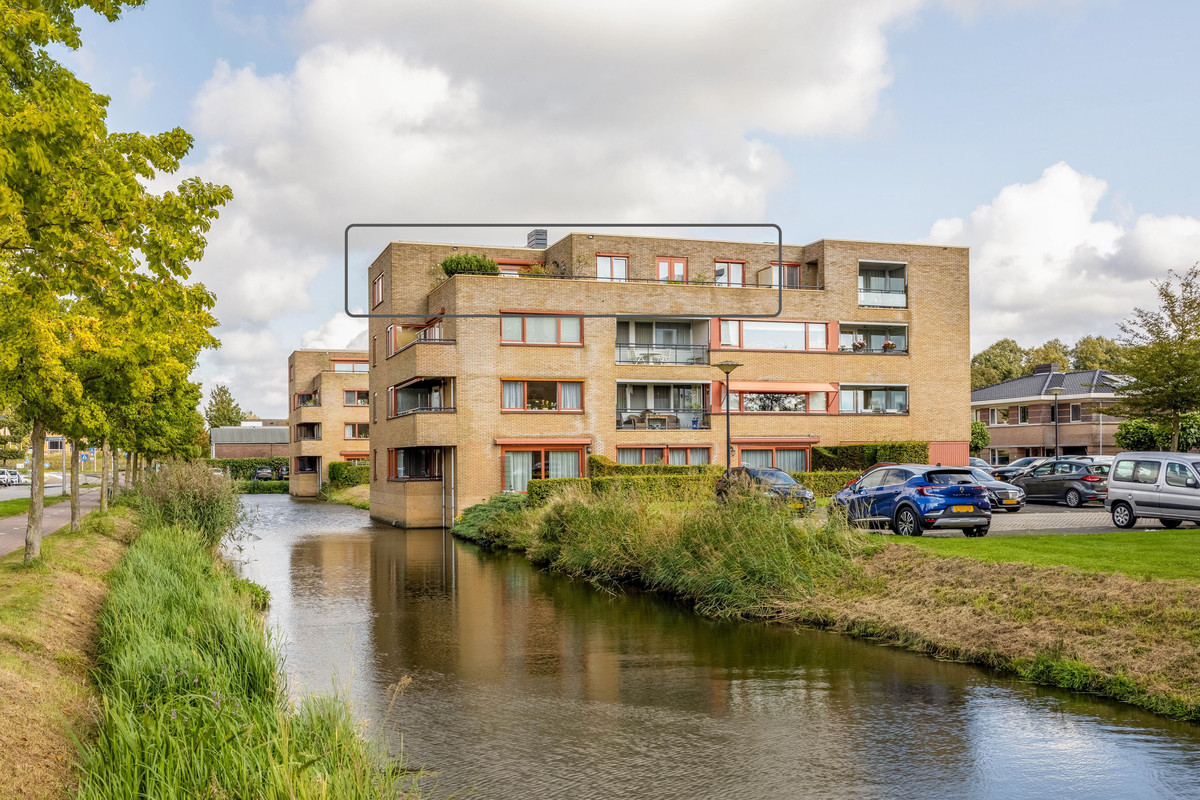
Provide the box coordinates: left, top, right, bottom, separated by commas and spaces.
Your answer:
0, 495, 70, 520
905, 528, 1200, 582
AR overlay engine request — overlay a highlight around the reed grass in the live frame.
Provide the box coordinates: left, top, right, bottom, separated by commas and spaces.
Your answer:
134, 460, 243, 548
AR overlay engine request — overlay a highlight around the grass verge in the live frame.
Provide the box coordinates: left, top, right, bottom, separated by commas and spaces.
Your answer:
0, 508, 133, 799
454, 488, 1200, 721
0, 494, 70, 519
326, 484, 369, 510
904, 529, 1200, 582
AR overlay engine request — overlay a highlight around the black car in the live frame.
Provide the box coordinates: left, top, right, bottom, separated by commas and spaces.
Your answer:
1012, 460, 1109, 507
716, 467, 816, 513
967, 468, 1025, 513
277, 464, 289, 479
991, 456, 1048, 482
251, 466, 275, 481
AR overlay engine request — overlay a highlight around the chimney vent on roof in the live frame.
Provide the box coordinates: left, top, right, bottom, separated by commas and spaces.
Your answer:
1032, 362, 1059, 374
527, 228, 547, 249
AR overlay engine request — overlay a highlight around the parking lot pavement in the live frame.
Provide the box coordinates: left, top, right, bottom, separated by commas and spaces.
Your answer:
922, 501, 1200, 538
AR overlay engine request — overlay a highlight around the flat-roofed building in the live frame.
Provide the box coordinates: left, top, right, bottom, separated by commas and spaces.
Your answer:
287, 349, 370, 496
367, 231, 972, 527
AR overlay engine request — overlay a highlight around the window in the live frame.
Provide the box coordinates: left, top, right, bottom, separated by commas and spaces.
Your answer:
390, 380, 451, 415
295, 456, 319, 474
371, 274, 383, 308
1071, 403, 1082, 422
1030, 464, 1054, 477
373, 392, 378, 424
838, 386, 908, 414
657, 257, 687, 283
295, 423, 319, 441
858, 261, 906, 307
500, 313, 583, 345
770, 263, 802, 289
289, 363, 294, 382
503, 448, 583, 492
296, 393, 318, 408
344, 456, 369, 467
838, 324, 908, 353
416, 320, 444, 341
332, 361, 369, 373
1019, 406, 1030, 423
371, 336, 376, 367
388, 448, 442, 480
730, 393, 808, 412
1113, 459, 1160, 484
501, 380, 583, 411
1054, 462, 1079, 475
715, 261, 744, 287
1166, 462, 1196, 487
344, 390, 369, 406
617, 447, 709, 465
597, 255, 628, 282
720, 320, 828, 351
344, 423, 369, 439
373, 450, 378, 482
998, 408, 1010, 423
739, 447, 808, 472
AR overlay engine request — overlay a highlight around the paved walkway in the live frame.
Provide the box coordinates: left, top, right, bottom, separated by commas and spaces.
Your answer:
0, 487, 102, 556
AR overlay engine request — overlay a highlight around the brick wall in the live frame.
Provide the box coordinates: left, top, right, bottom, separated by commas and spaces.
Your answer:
287, 349, 371, 496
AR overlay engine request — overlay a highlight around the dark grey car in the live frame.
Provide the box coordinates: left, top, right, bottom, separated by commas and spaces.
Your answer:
968, 468, 1025, 512
1012, 460, 1109, 507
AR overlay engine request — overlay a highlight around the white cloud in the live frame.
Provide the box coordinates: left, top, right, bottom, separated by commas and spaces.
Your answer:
925, 162, 1200, 351
128, 67, 154, 103
301, 309, 367, 350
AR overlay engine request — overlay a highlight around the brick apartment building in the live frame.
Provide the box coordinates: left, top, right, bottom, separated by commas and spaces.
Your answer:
971, 363, 1121, 464
287, 349, 370, 496
209, 421, 290, 459
365, 230, 972, 527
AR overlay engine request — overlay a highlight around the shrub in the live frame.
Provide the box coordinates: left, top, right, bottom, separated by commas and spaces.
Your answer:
206, 456, 288, 480
327, 461, 369, 487
591, 474, 717, 495
791, 470, 860, 497
812, 441, 929, 470
587, 454, 719, 477
527, 477, 591, 506
138, 459, 242, 548
235, 479, 289, 494
440, 253, 499, 277
452, 493, 531, 549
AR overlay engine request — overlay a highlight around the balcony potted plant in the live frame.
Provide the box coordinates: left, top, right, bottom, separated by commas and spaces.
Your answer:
851, 338, 866, 352
528, 398, 558, 411
882, 339, 897, 352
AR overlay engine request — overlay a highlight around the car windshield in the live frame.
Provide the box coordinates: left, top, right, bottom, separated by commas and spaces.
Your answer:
968, 468, 996, 483
752, 469, 796, 486
925, 469, 976, 485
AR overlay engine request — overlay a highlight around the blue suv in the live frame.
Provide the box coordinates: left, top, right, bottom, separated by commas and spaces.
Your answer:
830, 464, 992, 537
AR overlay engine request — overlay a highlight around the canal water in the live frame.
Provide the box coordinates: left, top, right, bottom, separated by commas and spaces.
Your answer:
232, 495, 1200, 800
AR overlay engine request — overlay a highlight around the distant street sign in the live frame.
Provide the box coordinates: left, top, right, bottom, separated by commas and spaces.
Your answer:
82, 454, 89, 461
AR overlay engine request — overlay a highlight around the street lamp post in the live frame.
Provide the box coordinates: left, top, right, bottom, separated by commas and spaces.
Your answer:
1049, 386, 1063, 458
713, 361, 742, 471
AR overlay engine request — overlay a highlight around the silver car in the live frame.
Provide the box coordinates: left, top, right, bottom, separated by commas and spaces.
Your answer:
1106, 452, 1200, 528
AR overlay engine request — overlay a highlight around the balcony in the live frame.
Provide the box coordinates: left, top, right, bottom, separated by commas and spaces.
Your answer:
389, 338, 457, 380
294, 423, 320, 441
839, 324, 908, 354
858, 262, 907, 309
616, 408, 711, 430
390, 408, 457, 446
616, 343, 709, 366
857, 288, 907, 308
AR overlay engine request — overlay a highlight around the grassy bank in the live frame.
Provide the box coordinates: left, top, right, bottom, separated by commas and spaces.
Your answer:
75, 462, 420, 798
326, 484, 369, 510
0, 494, 70, 519
0, 508, 134, 799
454, 488, 1200, 721
235, 479, 290, 494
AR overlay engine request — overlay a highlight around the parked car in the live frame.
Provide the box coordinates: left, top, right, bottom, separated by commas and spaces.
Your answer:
278, 464, 289, 479
967, 467, 1025, 512
716, 467, 816, 514
968, 457, 994, 473
1011, 459, 1109, 507
0, 469, 14, 486
830, 464, 991, 537
1106, 451, 1200, 529
840, 462, 899, 490
991, 456, 1050, 482
251, 466, 275, 481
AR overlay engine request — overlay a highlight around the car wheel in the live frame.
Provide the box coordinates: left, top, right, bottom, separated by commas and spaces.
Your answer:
965, 526, 989, 537
1111, 502, 1136, 529
1160, 519, 1182, 529
893, 506, 923, 537
1065, 489, 1082, 508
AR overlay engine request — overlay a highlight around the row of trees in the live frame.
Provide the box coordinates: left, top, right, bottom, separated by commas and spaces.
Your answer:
1, 0, 232, 561
970, 335, 1124, 389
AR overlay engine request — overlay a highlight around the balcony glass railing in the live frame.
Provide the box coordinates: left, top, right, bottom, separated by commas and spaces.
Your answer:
616, 408, 711, 430
615, 343, 710, 365
857, 288, 907, 308
394, 405, 456, 417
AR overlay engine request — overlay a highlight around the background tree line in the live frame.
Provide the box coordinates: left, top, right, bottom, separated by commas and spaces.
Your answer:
0, 0, 232, 562
970, 335, 1124, 389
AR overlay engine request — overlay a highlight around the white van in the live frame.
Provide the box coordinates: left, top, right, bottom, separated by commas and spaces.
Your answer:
1106, 452, 1200, 528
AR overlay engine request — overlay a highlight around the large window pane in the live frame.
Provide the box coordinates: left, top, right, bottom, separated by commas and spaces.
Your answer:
669, 448, 687, 465
644, 448, 663, 465
743, 393, 805, 412
807, 324, 826, 350
548, 450, 580, 478
526, 381, 557, 410
560, 317, 581, 343
720, 320, 740, 347
505, 451, 534, 491
840, 390, 856, 413
742, 321, 806, 350
560, 382, 582, 410
741, 449, 772, 468
501, 316, 523, 340
618, 449, 641, 465
776, 449, 806, 473
689, 448, 709, 465
526, 316, 557, 343
502, 381, 524, 409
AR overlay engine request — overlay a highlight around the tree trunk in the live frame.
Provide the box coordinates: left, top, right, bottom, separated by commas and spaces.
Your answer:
1172, 413, 1182, 452
99, 439, 109, 513
70, 440, 80, 531
123, 452, 131, 488
24, 419, 45, 562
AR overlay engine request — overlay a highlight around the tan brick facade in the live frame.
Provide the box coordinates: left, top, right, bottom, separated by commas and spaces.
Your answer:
367, 233, 971, 527
287, 349, 371, 496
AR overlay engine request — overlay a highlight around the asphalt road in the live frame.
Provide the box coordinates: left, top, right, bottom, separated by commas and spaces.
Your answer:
0, 485, 102, 556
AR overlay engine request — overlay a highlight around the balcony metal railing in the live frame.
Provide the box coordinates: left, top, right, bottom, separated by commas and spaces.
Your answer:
448, 272, 825, 290
616, 343, 710, 365
616, 408, 711, 430
295, 396, 319, 408
295, 432, 320, 441
839, 346, 908, 355
393, 405, 456, 418
857, 288, 907, 308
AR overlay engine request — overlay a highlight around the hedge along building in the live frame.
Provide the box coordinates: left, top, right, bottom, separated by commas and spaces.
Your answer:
287, 349, 370, 496
367, 231, 972, 527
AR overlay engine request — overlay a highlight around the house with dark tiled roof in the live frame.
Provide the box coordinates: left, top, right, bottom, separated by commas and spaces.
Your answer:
971, 362, 1123, 464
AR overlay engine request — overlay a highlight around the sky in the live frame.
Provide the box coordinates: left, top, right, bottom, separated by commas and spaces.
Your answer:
62, 0, 1200, 418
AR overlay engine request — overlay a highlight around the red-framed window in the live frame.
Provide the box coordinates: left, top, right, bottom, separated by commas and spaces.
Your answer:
387, 447, 442, 480
737, 446, 809, 473
344, 390, 369, 406
723, 390, 830, 414
372, 274, 384, 308
373, 449, 378, 482
500, 313, 582, 345
288, 363, 294, 382
596, 254, 629, 282
714, 260, 745, 287
371, 335, 377, 366
501, 380, 583, 411
344, 423, 369, 440
719, 319, 828, 351
295, 456, 319, 474
770, 262, 804, 289
501, 446, 584, 492
616, 446, 710, 466
496, 258, 542, 276
295, 392, 318, 409
657, 257, 687, 283
332, 359, 369, 374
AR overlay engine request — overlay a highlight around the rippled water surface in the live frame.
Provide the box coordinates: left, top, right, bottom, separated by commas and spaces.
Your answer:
233, 495, 1200, 800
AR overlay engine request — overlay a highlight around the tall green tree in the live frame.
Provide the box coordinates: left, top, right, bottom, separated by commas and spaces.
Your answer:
204, 385, 245, 429
1109, 266, 1200, 451
1071, 335, 1124, 371
1024, 338, 1072, 371
971, 338, 1027, 389
0, 410, 30, 466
